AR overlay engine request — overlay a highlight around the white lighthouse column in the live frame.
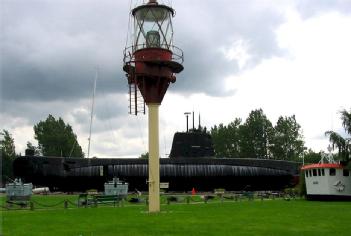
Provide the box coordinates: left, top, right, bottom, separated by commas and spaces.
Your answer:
148, 103, 160, 213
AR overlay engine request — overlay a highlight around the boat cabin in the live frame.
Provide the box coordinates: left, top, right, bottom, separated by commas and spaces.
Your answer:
301, 163, 351, 200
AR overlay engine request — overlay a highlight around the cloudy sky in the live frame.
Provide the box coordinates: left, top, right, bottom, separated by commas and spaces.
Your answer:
1, 0, 350, 158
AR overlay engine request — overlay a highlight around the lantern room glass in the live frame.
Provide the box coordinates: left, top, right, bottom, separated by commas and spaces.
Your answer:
133, 6, 174, 51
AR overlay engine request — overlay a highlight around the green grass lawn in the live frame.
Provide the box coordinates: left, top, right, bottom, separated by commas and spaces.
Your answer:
1, 196, 351, 236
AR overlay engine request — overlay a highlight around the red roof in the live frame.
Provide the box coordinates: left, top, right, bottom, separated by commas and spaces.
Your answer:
301, 163, 343, 170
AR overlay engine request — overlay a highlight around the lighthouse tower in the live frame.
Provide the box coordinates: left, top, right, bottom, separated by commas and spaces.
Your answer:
123, 0, 184, 212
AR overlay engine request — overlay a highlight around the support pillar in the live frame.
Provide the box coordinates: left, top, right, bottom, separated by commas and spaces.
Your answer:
148, 103, 160, 212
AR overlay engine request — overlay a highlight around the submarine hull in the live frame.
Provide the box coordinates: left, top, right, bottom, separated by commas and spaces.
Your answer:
13, 156, 298, 192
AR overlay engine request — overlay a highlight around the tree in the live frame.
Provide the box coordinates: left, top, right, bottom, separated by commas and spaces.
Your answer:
239, 109, 274, 158
270, 115, 304, 161
34, 115, 84, 158
211, 124, 228, 157
325, 108, 351, 162
1, 130, 16, 183
303, 149, 322, 164
226, 118, 242, 158
340, 109, 351, 134
139, 152, 149, 159
26, 141, 41, 156
211, 118, 241, 158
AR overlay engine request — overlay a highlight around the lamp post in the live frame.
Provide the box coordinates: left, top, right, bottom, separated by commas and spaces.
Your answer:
184, 112, 191, 132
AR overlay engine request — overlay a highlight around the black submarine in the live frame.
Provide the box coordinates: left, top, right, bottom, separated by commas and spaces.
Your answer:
13, 127, 299, 192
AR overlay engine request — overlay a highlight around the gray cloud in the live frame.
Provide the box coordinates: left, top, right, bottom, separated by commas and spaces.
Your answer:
1, 0, 128, 102
1, 0, 288, 104
296, 0, 351, 18
1, 99, 76, 125
166, 0, 287, 96
93, 93, 128, 121
2, 0, 350, 104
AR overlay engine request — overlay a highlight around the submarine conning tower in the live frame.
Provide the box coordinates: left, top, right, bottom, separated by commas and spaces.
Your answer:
169, 131, 215, 158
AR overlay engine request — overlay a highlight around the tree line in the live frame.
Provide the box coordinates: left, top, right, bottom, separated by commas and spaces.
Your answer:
210, 109, 305, 161
209, 108, 350, 164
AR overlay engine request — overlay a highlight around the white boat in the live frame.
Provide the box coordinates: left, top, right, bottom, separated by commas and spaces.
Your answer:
301, 148, 351, 200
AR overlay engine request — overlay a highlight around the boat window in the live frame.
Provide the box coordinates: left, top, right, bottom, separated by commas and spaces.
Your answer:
321, 169, 325, 176
309, 170, 312, 177
318, 169, 321, 176
343, 169, 350, 176
329, 168, 336, 176
305, 171, 309, 177
313, 169, 317, 176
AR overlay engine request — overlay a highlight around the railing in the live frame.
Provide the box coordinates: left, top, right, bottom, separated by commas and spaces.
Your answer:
123, 44, 184, 65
